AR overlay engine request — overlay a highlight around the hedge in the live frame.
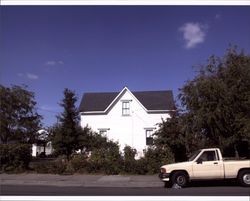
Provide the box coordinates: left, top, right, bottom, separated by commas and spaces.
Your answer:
0, 143, 175, 175
0, 144, 32, 172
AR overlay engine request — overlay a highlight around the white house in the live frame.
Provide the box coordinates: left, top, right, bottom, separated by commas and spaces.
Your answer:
79, 87, 175, 158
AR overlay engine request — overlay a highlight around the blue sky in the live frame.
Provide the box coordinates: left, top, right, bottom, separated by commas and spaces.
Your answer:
1, 6, 250, 127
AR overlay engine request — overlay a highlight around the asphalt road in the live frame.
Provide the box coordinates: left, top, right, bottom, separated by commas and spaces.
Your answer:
1, 185, 249, 196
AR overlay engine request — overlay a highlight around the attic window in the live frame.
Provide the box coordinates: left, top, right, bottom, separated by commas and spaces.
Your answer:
98, 128, 109, 135
122, 101, 130, 116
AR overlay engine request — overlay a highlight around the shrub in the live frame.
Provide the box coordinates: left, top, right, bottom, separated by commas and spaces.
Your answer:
0, 144, 32, 172
142, 146, 174, 174
32, 158, 68, 174
134, 158, 148, 175
122, 145, 137, 174
88, 141, 122, 174
70, 154, 88, 173
32, 161, 52, 173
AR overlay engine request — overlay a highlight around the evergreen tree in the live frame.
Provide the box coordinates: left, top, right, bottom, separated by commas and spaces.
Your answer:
52, 88, 80, 158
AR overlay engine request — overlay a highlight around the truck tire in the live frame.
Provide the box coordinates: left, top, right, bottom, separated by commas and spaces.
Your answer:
238, 170, 250, 187
171, 171, 188, 187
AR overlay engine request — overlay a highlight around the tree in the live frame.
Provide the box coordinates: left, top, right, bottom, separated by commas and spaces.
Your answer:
51, 88, 121, 159
154, 111, 188, 162
0, 85, 42, 144
77, 126, 109, 153
51, 88, 80, 158
179, 47, 250, 157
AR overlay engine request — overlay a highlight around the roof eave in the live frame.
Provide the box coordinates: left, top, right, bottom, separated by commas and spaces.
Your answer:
80, 111, 106, 115
80, 109, 176, 115
147, 109, 176, 113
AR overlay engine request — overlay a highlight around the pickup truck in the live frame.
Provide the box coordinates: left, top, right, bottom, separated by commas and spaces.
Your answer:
159, 148, 250, 187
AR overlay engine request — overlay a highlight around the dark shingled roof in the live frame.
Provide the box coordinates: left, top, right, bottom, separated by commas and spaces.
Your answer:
79, 92, 119, 112
133, 91, 175, 111
79, 90, 175, 112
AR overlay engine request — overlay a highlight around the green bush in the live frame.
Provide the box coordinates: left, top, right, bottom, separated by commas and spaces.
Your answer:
31, 146, 174, 175
134, 158, 148, 175
32, 161, 52, 173
0, 144, 32, 172
70, 154, 88, 173
30, 138, 174, 175
143, 146, 174, 174
88, 141, 122, 174
122, 145, 137, 174
85, 145, 174, 175
32, 157, 68, 174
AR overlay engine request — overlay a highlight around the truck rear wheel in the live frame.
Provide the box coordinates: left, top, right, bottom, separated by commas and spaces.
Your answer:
171, 171, 188, 187
238, 170, 250, 187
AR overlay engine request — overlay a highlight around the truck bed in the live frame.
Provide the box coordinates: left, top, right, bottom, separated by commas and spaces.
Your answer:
224, 160, 250, 179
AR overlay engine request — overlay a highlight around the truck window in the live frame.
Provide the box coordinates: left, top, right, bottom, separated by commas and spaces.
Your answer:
188, 150, 201, 161
198, 151, 216, 162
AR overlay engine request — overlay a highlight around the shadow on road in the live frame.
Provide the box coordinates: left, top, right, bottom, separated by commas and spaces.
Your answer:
189, 179, 239, 188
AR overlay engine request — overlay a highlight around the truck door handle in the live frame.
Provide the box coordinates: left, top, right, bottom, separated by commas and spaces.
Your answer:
214, 162, 218, 164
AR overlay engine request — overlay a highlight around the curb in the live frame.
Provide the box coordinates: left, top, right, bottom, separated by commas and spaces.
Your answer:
0, 174, 163, 188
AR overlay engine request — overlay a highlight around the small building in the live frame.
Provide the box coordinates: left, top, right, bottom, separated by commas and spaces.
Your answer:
79, 87, 175, 158
32, 129, 53, 157
32, 141, 53, 157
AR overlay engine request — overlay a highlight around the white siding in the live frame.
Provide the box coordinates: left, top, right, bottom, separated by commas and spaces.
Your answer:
80, 89, 171, 157
32, 142, 53, 157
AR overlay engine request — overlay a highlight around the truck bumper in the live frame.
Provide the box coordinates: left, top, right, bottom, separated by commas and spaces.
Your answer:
159, 173, 170, 182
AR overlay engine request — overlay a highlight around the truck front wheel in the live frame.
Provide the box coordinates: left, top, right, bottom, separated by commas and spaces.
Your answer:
171, 171, 188, 187
238, 170, 250, 187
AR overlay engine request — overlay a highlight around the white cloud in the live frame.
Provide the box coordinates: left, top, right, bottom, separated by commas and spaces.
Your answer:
17, 72, 39, 80
45, 61, 57, 66
26, 73, 39, 80
45, 60, 64, 66
179, 22, 207, 49
215, 14, 221, 19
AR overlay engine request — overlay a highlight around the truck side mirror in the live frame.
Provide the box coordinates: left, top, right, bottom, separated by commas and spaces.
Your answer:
197, 158, 203, 164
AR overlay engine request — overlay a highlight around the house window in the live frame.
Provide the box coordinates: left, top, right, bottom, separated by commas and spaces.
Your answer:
146, 129, 154, 145
122, 101, 130, 116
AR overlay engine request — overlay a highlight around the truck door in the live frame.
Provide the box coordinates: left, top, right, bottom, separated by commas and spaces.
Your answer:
192, 150, 224, 179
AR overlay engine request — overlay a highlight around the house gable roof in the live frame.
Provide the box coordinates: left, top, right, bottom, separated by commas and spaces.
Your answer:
79, 87, 175, 113
79, 92, 119, 112
133, 91, 175, 111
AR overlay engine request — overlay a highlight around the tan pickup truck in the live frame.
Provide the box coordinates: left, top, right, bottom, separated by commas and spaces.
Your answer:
159, 148, 250, 187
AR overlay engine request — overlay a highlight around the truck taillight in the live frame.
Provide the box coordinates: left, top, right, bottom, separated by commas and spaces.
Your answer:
160, 168, 166, 173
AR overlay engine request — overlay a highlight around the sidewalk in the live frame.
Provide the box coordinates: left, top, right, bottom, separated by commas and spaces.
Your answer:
0, 173, 163, 188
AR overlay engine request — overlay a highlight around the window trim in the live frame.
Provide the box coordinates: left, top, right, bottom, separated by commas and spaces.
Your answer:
121, 100, 131, 116
98, 128, 110, 135
145, 128, 154, 146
